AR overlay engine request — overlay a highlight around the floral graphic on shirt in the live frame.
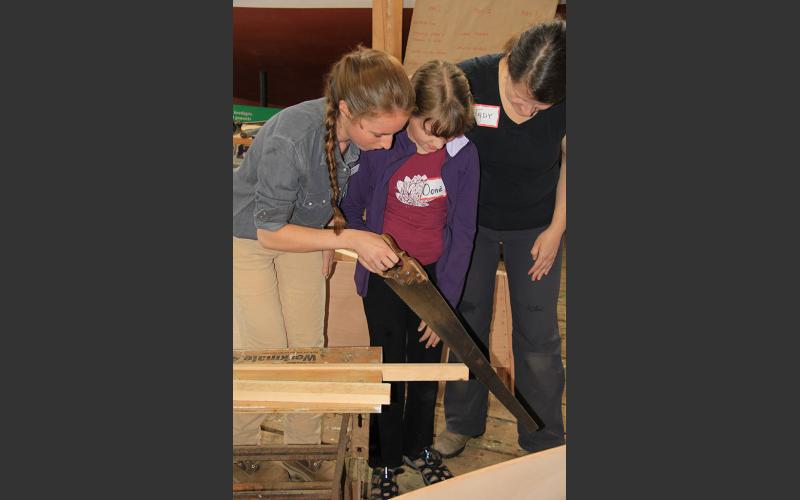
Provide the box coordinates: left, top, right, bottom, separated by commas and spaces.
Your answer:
395, 175, 430, 207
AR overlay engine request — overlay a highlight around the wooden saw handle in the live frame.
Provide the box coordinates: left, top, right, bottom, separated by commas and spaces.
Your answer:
379, 234, 428, 285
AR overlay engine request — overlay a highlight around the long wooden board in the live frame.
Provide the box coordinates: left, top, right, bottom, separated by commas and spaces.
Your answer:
233, 347, 382, 364
233, 366, 383, 383
233, 481, 331, 492
380, 363, 467, 381
233, 363, 468, 382
234, 380, 390, 406
233, 401, 382, 414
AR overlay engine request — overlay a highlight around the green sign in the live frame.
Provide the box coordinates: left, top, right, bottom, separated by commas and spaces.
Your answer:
233, 104, 281, 123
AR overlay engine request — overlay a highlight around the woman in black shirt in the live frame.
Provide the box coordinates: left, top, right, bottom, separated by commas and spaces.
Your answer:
434, 19, 567, 456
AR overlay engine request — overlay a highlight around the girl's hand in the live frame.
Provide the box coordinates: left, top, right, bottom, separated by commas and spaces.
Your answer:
418, 320, 441, 349
528, 227, 563, 281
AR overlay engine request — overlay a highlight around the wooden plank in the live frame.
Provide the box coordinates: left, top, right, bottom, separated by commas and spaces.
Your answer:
372, 0, 403, 60
371, 0, 387, 52
234, 380, 390, 405
233, 363, 468, 382
233, 347, 381, 364
233, 443, 339, 459
395, 445, 566, 499
233, 401, 381, 413
233, 481, 331, 492
233, 365, 383, 383
379, 363, 467, 381
235, 380, 389, 397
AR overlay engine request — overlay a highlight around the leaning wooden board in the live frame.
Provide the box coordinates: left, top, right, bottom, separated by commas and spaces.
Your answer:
396, 445, 566, 500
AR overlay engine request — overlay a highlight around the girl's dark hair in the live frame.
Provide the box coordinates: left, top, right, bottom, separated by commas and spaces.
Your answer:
503, 19, 566, 105
410, 60, 474, 138
323, 47, 415, 234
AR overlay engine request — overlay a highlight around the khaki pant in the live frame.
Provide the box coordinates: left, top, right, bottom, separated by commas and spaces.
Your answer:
233, 236, 325, 445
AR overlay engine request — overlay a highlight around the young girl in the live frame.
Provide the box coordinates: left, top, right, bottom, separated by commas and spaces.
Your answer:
341, 60, 478, 498
232, 47, 415, 465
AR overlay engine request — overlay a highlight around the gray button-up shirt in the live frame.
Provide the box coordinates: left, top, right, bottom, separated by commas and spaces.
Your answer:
233, 98, 360, 239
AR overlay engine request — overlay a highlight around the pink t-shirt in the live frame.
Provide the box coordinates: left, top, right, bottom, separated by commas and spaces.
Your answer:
382, 147, 448, 265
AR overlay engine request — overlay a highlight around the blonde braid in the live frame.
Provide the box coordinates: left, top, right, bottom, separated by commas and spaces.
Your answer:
324, 92, 347, 235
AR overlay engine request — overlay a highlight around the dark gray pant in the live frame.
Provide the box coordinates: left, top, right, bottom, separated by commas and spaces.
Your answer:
444, 225, 565, 452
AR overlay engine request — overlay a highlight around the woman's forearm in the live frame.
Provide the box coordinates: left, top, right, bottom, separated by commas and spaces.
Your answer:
257, 225, 357, 253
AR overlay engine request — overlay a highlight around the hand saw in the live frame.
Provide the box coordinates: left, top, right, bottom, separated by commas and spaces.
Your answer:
379, 234, 542, 433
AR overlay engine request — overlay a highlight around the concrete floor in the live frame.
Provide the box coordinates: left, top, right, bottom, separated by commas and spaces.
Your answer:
234, 248, 567, 497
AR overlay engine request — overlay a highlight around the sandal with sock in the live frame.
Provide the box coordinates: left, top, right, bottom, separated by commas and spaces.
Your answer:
403, 447, 454, 486
370, 466, 404, 499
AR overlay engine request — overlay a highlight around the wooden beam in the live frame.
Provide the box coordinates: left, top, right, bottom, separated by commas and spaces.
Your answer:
234, 380, 390, 406
233, 366, 383, 383
233, 347, 382, 364
234, 401, 382, 413
380, 363, 468, 381
233, 363, 468, 382
372, 0, 403, 60
233, 481, 331, 492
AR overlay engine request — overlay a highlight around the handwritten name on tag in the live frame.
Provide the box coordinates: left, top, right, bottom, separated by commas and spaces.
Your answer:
474, 104, 500, 128
420, 177, 447, 202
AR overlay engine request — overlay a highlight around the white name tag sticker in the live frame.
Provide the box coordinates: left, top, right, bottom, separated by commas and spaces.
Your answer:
350, 163, 359, 175
420, 177, 447, 202
474, 104, 500, 128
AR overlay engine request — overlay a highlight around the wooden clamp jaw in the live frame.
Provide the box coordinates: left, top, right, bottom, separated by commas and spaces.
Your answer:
379, 234, 428, 285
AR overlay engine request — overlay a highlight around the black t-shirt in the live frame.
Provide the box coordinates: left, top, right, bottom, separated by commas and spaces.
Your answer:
458, 54, 566, 231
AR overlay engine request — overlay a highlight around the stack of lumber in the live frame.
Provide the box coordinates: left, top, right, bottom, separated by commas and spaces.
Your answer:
233, 347, 468, 414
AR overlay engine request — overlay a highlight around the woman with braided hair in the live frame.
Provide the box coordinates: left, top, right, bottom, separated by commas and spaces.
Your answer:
232, 47, 414, 459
